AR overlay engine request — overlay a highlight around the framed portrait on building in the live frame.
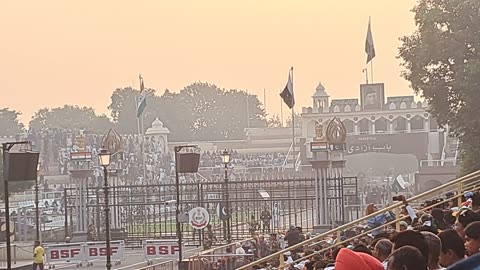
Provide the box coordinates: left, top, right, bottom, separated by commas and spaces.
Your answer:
360, 83, 385, 111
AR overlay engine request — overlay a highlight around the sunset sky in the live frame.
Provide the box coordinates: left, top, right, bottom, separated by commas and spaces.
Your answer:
1, 0, 418, 125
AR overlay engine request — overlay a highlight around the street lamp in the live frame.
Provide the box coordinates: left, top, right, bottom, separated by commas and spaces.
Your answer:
98, 149, 112, 270
35, 163, 40, 241
221, 149, 231, 244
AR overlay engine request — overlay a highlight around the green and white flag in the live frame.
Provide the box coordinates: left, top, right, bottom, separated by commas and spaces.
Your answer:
137, 74, 147, 117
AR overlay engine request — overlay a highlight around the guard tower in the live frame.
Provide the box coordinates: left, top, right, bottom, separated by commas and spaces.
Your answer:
69, 132, 94, 241
312, 82, 330, 113
145, 118, 170, 154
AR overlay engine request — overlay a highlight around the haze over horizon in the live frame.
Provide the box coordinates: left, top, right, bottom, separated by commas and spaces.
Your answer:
1, 0, 418, 125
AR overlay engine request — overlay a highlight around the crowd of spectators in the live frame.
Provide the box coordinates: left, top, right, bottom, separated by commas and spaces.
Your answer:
206, 191, 480, 270
200, 151, 286, 168
22, 128, 288, 184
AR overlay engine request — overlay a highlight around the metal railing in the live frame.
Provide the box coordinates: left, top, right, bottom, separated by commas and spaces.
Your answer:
186, 238, 254, 270
0, 244, 17, 267
283, 142, 294, 168
135, 260, 176, 270
237, 169, 480, 269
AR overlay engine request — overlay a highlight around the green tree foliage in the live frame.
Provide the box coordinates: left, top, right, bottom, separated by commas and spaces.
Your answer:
109, 82, 267, 141
29, 105, 112, 134
398, 0, 480, 174
0, 108, 24, 136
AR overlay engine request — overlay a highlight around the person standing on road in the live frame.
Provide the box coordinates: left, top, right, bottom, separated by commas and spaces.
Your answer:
260, 207, 272, 233
33, 240, 45, 270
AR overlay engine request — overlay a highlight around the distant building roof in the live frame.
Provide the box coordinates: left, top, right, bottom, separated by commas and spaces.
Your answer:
313, 82, 329, 97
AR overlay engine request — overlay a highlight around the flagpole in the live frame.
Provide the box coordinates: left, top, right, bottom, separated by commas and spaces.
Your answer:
264, 88, 267, 127
362, 68, 369, 84
138, 74, 147, 182
290, 66, 298, 226
371, 60, 374, 84
141, 109, 146, 182
246, 91, 250, 128
280, 97, 284, 127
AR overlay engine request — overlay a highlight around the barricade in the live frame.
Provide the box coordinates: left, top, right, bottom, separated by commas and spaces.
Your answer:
45, 243, 84, 268
83, 240, 126, 266
142, 240, 180, 265
44, 241, 126, 268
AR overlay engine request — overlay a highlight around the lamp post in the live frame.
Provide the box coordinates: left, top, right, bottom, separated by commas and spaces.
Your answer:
221, 149, 231, 244
35, 163, 40, 241
98, 149, 112, 270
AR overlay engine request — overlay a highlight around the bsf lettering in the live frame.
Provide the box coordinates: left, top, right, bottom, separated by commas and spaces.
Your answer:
89, 247, 118, 257
146, 245, 179, 255
50, 249, 80, 259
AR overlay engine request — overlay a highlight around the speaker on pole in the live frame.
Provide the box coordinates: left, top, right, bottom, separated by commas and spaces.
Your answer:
7, 151, 39, 182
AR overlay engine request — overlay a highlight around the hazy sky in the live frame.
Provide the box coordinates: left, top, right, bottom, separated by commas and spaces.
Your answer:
1, 0, 417, 124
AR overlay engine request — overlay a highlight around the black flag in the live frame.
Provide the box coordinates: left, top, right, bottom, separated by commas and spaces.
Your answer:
365, 17, 376, 64
280, 67, 294, 109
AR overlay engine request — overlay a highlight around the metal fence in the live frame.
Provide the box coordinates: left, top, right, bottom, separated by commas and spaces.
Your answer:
63, 172, 359, 245
136, 260, 176, 270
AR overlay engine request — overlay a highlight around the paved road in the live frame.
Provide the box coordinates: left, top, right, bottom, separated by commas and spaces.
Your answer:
52, 246, 202, 270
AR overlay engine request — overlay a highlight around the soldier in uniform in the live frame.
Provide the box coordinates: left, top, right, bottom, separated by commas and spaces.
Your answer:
260, 207, 272, 233
87, 224, 97, 241
203, 224, 216, 250
248, 215, 259, 238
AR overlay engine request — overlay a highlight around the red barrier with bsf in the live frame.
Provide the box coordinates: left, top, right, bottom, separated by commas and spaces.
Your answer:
143, 240, 180, 264
44, 240, 125, 267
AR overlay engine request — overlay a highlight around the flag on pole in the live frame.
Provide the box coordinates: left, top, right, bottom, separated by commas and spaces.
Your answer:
365, 17, 376, 64
279, 67, 294, 109
137, 74, 147, 118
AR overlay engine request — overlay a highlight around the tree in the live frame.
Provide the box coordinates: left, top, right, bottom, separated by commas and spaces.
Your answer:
29, 105, 112, 134
0, 108, 24, 136
398, 0, 480, 175
286, 113, 302, 128
267, 114, 283, 128
108, 87, 157, 134
108, 82, 267, 141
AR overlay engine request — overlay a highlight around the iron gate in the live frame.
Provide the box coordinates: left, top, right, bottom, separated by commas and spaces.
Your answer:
64, 173, 358, 246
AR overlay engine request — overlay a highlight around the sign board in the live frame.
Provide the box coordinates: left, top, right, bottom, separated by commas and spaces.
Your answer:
346, 133, 428, 160
143, 240, 180, 260
387, 96, 414, 104
311, 142, 328, 152
83, 241, 125, 262
70, 152, 92, 161
330, 143, 346, 151
45, 243, 84, 263
188, 207, 210, 230
331, 99, 359, 107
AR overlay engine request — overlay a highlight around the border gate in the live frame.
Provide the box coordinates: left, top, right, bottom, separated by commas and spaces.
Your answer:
63, 173, 358, 246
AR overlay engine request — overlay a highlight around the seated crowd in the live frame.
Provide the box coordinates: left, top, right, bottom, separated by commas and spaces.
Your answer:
210, 191, 480, 270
